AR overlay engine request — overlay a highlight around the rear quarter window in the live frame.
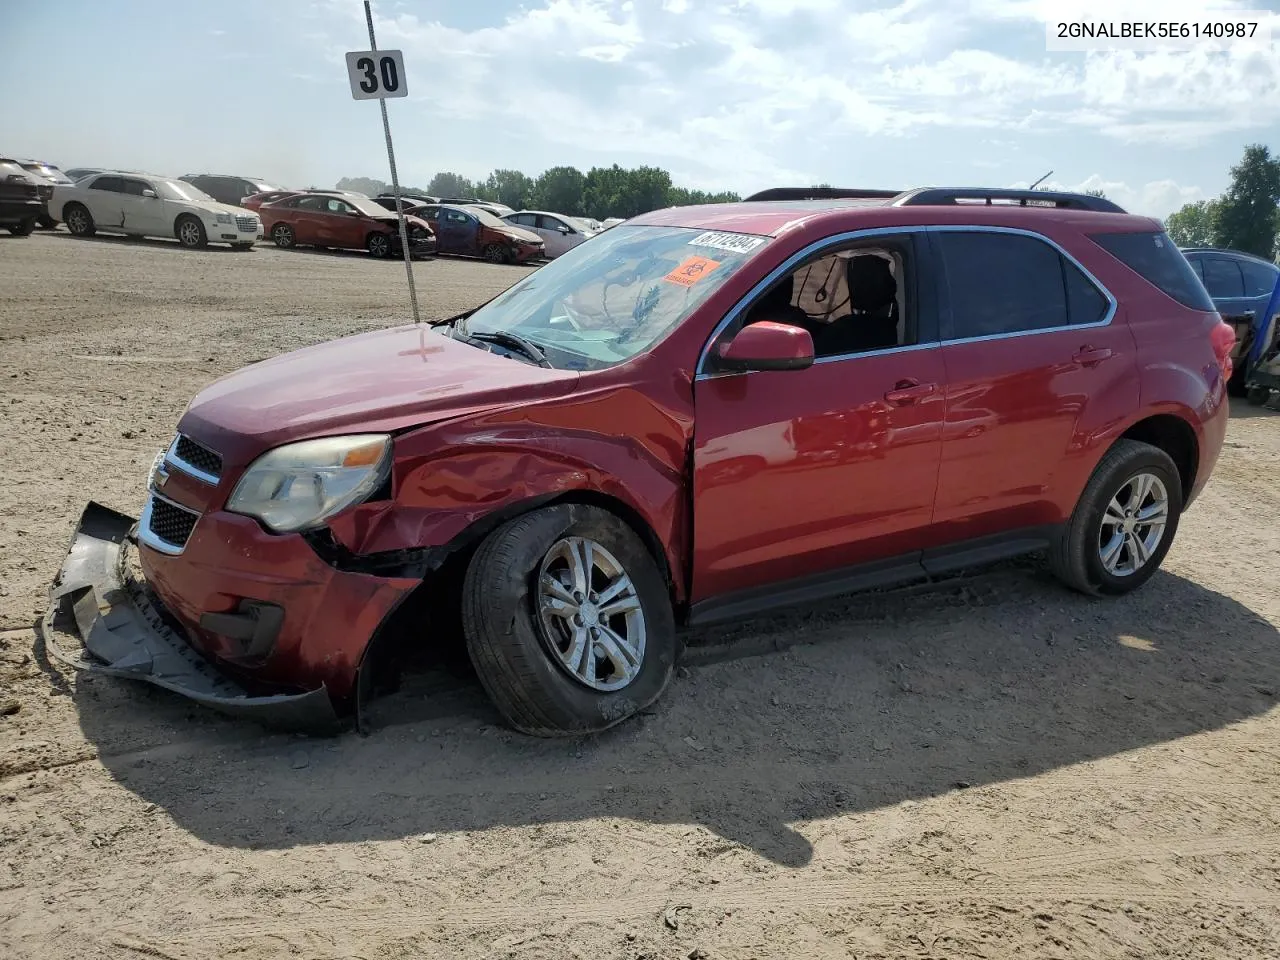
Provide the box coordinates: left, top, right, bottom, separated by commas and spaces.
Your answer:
1089, 231, 1216, 312
1239, 259, 1279, 298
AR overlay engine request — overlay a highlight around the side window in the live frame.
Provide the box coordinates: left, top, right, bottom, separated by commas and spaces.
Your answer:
1063, 258, 1109, 325
1239, 260, 1278, 298
1088, 231, 1216, 312
737, 241, 914, 358
514, 213, 536, 227
119, 179, 151, 196
937, 231, 1068, 338
537, 214, 565, 232
1201, 258, 1244, 298
90, 176, 123, 192
1185, 255, 1205, 281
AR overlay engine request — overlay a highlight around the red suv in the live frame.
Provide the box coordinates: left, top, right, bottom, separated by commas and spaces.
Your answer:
50, 188, 1234, 737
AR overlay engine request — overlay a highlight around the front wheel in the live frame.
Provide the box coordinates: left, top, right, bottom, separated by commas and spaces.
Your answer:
36, 214, 57, 230
461, 504, 677, 737
483, 242, 510, 264
1048, 439, 1182, 596
175, 215, 207, 248
64, 203, 94, 237
7, 218, 35, 236
366, 232, 392, 258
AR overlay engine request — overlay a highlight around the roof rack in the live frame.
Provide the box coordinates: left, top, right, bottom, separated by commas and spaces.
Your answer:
743, 187, 902, 202
893, 187, 1126, 214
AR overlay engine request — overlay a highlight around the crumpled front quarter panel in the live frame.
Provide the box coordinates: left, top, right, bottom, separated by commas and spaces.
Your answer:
327, 382, 694, 602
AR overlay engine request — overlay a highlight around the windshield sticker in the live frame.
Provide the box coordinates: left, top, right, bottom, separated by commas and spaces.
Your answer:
688, 231, 766, 254
664, 255, 722, 287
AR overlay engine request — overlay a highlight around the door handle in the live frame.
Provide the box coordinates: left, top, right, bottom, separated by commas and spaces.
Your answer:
1073, 346, 1113, 367
884, 380, 937, 404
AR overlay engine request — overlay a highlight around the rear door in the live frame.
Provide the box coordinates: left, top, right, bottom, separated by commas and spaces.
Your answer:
929, 227, 1137, 546
83, 175, 126, 227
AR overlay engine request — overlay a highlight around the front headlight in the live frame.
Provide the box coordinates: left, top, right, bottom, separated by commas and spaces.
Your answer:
227, 434, 391, 533
215, 212, 233, 224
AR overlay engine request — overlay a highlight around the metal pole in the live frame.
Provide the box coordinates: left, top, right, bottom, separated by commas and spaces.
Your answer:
364, 0, 421, 324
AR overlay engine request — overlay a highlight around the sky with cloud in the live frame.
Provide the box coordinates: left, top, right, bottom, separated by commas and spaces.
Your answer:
2, 0, 1278, 218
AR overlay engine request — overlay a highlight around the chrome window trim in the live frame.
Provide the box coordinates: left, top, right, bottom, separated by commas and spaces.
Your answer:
137, 489, 201, 557
165, 434, 220, 486
693, 224, 1118, 380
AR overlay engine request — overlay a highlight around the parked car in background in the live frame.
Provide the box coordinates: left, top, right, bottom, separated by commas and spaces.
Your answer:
64, 167, 108, 181
374, 193, 438, 210
0, 158, 43, 235
501, 210, 598, 258
15, 159, 75, 228
1180, 247, 1280, 397
50, 172, 262, 248
242, 190, 299, 212
437, 196, 514, 217
51, 186, 1236, 738
259, 192, 435, 258
414, 203, 543, 262
599, 217, 625, 230
180, 174, 288, 208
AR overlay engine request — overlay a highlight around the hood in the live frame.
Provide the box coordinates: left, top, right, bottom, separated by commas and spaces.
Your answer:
178, 324, 580, 464
503, 225, 542, 243
209, 200, 256, 218
371, 213, 431, 230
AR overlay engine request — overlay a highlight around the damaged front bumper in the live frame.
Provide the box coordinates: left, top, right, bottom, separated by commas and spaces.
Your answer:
43, 502, 342, 732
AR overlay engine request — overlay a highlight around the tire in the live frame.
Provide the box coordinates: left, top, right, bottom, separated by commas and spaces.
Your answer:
483, 242, 510, 264
63, 203, 94, 237
366, 232, 392, 258
37, 214, 57, 230
175, 215, 207, 248
271, 223, 295, 248
7, 218, 35, 237
461, 504, 677, 737
1246, 385, 1271, 406
1048, 439, 1183, 597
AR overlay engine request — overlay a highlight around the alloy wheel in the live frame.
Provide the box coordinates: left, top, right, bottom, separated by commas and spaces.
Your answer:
1097, 472, 1169, 577
535, 536, 646, 692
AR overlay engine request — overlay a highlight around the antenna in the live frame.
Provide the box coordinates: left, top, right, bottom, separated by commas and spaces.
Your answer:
1028, 170, 1053, 190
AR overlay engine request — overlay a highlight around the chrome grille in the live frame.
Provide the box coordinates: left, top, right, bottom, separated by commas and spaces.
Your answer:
174, 434, 222, 480
235, 216, 258, 232
147, 494, 199, 550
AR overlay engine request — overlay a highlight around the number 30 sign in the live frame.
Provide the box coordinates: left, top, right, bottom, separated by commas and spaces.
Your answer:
345, 49, 407, 100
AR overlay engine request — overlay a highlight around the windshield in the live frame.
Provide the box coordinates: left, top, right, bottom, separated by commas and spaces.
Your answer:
460, 224, 769, 370
464, 206, 509, 228
158, 179, 216, 203
21, 163, 73, 184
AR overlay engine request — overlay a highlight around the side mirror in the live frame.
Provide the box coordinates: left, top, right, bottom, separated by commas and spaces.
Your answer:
141, 189, 157, 198
715, 320, 814, 372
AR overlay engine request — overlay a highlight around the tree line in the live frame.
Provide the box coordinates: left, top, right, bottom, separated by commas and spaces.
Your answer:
335, 165, 741, 221
1165, 144, 1280, 261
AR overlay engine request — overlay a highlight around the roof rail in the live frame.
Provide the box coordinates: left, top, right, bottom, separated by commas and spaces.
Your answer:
893, 187, 1126, 214
743, 187, 902, 202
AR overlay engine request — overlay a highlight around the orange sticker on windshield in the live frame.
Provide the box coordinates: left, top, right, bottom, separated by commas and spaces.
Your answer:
664, 255, 722, 287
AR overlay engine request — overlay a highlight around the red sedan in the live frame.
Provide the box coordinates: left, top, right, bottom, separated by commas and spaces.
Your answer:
259, 192, 435, 258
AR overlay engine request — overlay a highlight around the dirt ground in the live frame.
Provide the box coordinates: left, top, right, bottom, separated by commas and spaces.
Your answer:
1, 230, 1278, 960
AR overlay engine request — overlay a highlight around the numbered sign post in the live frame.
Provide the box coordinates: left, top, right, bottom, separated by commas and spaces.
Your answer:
347, 0, 420, 323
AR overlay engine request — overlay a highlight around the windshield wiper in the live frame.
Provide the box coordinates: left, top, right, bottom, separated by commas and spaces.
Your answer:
465, 330, 552, 368
428, 308, 474, 328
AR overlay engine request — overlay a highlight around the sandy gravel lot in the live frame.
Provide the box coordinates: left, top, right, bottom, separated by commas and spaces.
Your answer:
1, 231, 1278, 959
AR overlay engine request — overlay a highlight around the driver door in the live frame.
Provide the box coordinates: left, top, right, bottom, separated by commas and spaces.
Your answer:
690, 233, 945, 614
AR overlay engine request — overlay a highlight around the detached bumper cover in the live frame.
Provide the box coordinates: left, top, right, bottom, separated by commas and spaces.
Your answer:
44, 502, 341, 731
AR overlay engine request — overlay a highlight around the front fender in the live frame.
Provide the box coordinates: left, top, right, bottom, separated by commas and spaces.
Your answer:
326, 398, 691, 602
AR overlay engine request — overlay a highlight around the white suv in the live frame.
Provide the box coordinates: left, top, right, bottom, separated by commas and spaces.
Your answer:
50, 172, 262, 249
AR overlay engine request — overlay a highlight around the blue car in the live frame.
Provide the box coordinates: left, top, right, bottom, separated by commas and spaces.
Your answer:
1180, 247, 1280, 396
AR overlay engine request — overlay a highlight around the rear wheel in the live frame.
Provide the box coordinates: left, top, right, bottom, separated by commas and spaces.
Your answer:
366, 232, 392, 258
64, 203, 94, 237
271, 223, 295, 248
1049, 439, 1182, 596
175, 215, 207, 248
461, 504, 677, 737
